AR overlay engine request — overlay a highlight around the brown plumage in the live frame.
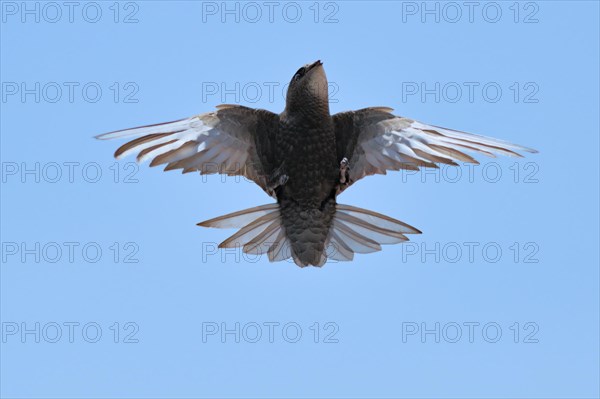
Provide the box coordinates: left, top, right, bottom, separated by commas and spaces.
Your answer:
96, 61, 537, 267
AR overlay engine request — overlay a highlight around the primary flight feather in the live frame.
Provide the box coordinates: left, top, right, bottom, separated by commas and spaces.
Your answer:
96, 61, 537, 267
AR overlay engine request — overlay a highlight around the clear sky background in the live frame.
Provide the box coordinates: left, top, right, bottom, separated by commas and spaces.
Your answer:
1, 1, 598, 398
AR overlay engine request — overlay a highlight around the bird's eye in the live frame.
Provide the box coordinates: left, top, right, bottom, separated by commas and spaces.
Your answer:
293, 67, 306, 81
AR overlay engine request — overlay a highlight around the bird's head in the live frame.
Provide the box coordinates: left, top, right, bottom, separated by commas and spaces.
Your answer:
285, 60, 329, 116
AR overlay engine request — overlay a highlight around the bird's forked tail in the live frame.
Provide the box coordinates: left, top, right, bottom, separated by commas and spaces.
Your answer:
197, 203, 421, 267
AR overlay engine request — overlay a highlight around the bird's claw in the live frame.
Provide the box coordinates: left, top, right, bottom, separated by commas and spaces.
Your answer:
278, 174, 289, 186
339, 157, 349, 185
266, 170, 289, 197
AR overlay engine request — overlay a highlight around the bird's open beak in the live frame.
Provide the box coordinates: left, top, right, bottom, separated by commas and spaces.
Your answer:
307, 60, 323, 71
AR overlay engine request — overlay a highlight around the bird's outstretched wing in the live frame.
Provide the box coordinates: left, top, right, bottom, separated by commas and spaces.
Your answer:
333, 107, 537, 192
96, 105, 280, 195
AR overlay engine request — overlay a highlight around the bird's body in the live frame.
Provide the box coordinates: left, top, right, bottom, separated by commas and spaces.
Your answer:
277, 114, 337, 204
277, 116, 339, 266
275, 65, 340, 265
97, 61, 537, 267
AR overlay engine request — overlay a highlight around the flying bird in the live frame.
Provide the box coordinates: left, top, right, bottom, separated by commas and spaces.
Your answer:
96, 61, 536, 267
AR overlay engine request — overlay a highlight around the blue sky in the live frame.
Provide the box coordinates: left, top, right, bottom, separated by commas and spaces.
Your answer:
1, 1, 599, 398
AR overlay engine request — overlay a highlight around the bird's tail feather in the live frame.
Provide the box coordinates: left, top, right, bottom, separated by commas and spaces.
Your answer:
197, 204, 293, 262
324, 204, 421, 262
197, 203, 421, 267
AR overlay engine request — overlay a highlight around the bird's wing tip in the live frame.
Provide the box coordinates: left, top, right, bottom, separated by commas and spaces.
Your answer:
95, 126, 134, 140
94, 132, 110, 140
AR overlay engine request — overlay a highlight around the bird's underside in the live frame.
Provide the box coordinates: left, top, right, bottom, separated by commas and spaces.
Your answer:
97, 104, 536, 267
96, 61, 536, 267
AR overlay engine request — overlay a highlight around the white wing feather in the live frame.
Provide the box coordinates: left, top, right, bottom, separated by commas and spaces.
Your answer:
337, 109, 537, 186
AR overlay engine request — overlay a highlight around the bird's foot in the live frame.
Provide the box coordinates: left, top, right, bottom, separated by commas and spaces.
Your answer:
336, 157, 350, 195
339, 157, 349, 185
266, 170, 289, 197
